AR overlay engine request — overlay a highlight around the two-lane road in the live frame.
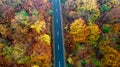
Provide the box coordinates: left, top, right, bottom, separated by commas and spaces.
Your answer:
52, 0, 65, 67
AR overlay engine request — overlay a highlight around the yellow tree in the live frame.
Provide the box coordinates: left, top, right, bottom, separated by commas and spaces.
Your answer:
69, 18, 89, 42
99, 39, 120, 66
88, 24, 101, 42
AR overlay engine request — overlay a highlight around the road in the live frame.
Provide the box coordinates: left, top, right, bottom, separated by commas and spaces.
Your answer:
52, 0, 65, 67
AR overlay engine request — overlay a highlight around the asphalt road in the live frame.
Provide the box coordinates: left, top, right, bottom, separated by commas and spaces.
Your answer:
52, 0, 65, 67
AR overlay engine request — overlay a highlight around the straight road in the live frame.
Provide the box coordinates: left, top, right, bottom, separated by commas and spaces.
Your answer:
52, 0, 65, 67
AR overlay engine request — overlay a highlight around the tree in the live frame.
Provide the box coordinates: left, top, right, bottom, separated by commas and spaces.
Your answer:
69, 18, 89, 42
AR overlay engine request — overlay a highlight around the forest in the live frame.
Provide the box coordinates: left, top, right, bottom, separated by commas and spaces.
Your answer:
0, 0, 120, 67
62, 0, 120, 67
0, 0, 53, 67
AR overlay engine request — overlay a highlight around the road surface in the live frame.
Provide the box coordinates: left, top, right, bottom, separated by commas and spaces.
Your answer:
52, 0, 65, 67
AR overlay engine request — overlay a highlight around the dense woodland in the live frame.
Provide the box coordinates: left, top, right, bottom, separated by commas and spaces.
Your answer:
0, 0, 52, 67
0, 0, 120, 67
62, 0, 120, 67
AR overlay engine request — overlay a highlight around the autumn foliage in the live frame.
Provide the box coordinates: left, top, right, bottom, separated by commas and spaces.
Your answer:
0, 0, 52, 67
63, 0, 120, 67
